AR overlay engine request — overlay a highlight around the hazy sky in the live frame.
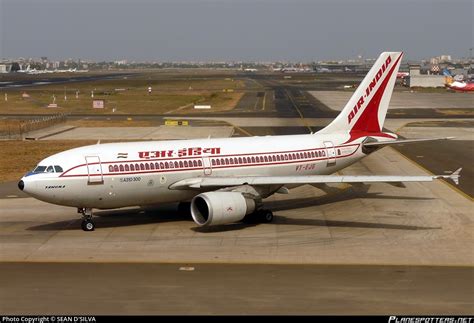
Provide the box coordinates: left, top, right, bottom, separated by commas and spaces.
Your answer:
1, 0, 472, 61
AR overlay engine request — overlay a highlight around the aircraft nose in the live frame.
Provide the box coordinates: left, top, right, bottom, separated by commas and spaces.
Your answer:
18, 180, 25, 191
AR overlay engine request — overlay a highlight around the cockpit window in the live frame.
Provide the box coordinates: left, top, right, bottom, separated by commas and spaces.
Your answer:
31, 165, 63, 174
33, 166, 47, 173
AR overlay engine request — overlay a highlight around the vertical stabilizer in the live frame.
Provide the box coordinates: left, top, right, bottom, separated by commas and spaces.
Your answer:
318, 52, 403, 138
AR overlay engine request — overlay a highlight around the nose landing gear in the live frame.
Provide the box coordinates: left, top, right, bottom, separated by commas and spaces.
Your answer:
78, 207, 95, 231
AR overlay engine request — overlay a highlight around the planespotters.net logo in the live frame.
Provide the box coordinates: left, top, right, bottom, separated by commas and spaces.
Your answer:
389, 317, 473, 323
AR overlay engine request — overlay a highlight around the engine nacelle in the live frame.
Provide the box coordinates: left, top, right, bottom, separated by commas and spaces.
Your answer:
191, 192, 256, 226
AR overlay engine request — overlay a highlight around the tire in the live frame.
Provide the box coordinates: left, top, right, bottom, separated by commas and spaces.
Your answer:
81, 219, 95, 232
261, 210, 274, 223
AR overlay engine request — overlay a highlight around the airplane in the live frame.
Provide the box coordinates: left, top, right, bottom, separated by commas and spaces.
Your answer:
18, 52, 462, 232
396, 72, 409, 79
244, 68, 258, 72
54, 68, 77, 73
444, 76, 474, 92
316, 67, 330, 73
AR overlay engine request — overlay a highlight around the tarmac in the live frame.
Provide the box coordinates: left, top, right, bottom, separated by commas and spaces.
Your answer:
309, 90, 474, 111
1, 75, 473, 314
43, 125, 234, 140
1, 263, 471, 315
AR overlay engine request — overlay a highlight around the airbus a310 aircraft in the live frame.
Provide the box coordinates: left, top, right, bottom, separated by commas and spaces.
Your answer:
18, 52, 461, 231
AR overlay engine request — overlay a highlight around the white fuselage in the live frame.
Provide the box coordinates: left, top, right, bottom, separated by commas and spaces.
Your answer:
21, 132, 370, 209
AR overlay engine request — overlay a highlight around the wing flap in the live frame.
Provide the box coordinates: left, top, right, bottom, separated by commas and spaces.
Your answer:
169, 169, 461, 190
363, 137, 454, 147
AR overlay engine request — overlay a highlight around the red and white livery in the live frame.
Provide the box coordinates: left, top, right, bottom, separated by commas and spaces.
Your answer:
446, 80, 474, 92
18, 52, 461, 231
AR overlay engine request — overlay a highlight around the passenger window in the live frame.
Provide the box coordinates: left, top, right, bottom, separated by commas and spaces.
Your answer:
109, 165, 114, 172
54, 166, 63, 173
46, 166, 55, 173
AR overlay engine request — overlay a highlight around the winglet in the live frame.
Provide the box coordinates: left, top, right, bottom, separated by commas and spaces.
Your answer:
434, 168, 462, 185
449, 168, 462, 185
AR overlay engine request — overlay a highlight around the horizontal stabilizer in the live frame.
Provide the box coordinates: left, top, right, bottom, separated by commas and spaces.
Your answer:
363, 137, 454, 147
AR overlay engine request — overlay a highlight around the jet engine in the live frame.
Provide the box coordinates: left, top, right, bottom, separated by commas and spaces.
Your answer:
190, 192, 256, 226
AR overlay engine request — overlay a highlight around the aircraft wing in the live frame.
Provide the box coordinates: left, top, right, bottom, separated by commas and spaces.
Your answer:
363, 137, 454, 148
169, 168, 461, 190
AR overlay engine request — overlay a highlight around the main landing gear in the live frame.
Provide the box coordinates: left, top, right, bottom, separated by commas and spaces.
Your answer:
78, 207, 95, 231
243, 209, 274, 224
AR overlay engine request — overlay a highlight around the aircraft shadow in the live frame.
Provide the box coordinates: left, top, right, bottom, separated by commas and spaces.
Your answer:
26, 189, 435, 232
27, 204, 192, 231
266, 185, 434, 212
272, 216, 441, 231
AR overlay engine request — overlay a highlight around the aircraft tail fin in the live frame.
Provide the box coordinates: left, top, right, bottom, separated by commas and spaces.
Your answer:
318, 52, 403, 136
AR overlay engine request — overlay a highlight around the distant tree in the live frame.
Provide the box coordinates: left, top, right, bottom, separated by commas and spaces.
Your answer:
10, 62, 20, 72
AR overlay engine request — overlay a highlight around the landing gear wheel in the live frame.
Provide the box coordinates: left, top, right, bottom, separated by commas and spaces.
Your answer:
261, 210, 274, 223
78, 207, 95, 231
81, 219, 95, 232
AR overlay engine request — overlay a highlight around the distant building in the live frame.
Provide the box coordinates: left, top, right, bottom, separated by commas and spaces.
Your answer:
0, 64, 9, 73
407, 65, 445, 88
430, 55, 452, 65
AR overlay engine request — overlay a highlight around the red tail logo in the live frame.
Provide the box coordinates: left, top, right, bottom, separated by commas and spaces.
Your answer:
347, 55, 393, 124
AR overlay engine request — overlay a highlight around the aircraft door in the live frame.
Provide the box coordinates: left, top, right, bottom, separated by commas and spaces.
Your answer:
85, 156, 104, 184
202, 157, 212, 176
323, 141, 336, 166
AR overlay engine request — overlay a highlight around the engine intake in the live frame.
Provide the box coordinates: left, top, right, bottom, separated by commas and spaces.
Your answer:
191, 192, 256, 226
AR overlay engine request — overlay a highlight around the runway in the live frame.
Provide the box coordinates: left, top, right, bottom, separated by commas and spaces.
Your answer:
1, 262, 471, 315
